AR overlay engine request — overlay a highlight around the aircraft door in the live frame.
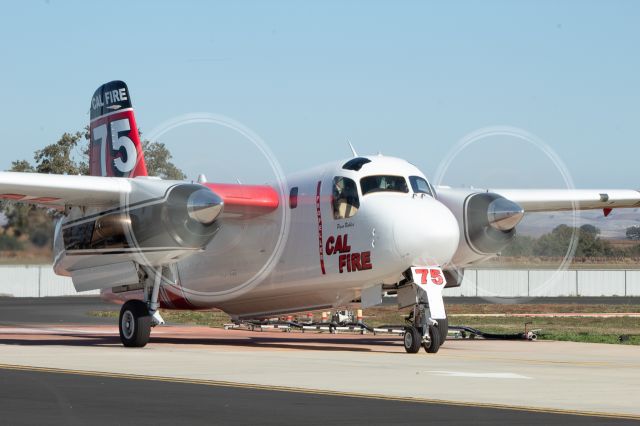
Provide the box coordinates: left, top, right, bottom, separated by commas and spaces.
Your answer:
317, 175, 365, 277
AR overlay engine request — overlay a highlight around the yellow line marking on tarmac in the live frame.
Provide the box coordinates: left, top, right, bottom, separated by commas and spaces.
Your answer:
0, 363, 638, 421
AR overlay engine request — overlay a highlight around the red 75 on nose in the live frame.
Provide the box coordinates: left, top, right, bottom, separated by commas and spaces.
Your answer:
411, 267, 446, 286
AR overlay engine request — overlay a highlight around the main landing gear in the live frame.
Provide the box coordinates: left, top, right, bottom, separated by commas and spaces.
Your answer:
118, 266, 166, 348
119, 300, 151, 347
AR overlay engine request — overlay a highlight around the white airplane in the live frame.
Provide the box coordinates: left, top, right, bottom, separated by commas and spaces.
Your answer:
1, 81, 638, 354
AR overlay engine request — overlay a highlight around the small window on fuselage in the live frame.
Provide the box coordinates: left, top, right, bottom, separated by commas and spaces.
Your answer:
360, 175, 409, 195
409, 176, 434, 197
332, 177, 359, 219
289, 187, 298, 209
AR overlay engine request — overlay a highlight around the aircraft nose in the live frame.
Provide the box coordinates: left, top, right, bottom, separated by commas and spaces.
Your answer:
393, 198, 460, 266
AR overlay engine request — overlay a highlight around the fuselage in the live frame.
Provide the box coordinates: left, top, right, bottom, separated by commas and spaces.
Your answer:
147, 155, 460, 319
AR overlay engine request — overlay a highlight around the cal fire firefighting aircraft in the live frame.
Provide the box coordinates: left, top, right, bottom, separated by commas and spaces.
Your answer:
1, 81, 639, 354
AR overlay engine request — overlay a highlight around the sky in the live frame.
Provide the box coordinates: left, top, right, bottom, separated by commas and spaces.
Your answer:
0, 0, 639, 188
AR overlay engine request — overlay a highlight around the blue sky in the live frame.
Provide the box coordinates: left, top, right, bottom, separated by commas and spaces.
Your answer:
0, 0, 638, 188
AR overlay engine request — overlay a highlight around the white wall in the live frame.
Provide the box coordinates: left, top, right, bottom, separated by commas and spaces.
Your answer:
441, 269, 477, 297
576, 270, 626, 296
443, 269, 640, 298
0, 265, 40, 297
1, 265, 639, 298
476, 270, 528, 297
625, 271, 640, 296
0, 265, 98, 297
528, 270, 577, 297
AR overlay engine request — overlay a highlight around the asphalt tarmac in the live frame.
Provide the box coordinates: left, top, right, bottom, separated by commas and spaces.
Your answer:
0, 365, 636, 426
0, 297, 117, 325
1, 297, 639, 425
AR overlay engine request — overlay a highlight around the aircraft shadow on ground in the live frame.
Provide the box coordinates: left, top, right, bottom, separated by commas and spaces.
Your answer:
0, 333, 407, 353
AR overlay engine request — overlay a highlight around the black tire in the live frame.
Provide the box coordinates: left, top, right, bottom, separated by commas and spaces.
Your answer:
119, 300, 151, 348
437, 317, 448, 346
403, 326, 422, 354
423, 324, 441, 354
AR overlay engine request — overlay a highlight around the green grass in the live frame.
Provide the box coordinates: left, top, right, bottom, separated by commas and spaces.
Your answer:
90, 309, 230, 328
446, 315, 640, 345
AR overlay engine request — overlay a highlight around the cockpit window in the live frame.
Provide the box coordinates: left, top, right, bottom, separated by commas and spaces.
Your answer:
409, 176, 434, 197
332, 176, 359, 219
360, 175, 409, 195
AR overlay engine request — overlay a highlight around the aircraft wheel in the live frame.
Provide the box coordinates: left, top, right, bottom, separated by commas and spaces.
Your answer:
423, 325, 441, 354
403, 326, 422, 353
438, 317, 448, 346
119, 300, 151, 348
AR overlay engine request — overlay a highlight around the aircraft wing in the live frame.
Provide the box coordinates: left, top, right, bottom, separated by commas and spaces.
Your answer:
0, 172, 130, 208
0, 171, 279, 216
489, 189, 640, 213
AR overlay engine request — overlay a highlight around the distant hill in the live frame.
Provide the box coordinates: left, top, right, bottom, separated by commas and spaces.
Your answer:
517, 209, 640, 239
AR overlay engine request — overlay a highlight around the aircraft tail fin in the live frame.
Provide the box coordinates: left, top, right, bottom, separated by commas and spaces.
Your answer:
88, 81, 148, 177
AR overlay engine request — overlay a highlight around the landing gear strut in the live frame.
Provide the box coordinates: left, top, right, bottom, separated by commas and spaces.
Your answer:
118, 266, 165, 348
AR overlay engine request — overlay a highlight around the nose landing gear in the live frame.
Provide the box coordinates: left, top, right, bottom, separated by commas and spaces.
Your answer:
422, 324, 441, 353
397, 267, 448, 354
403, 304, 442, 354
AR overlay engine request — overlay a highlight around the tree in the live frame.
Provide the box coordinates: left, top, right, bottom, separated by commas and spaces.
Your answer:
141, 140, 186, 180
503, 224, 621, 258
574, 227, 614, 257
33, 131, 88, 175
10, 160, 34, 173
626, 226, 640, 240
500, 235, 535, 256
531, 225, 574, 257
579, 224, 600, 236
2, 160, 54, 247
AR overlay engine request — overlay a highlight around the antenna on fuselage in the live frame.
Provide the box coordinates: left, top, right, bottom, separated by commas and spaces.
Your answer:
347, 139, 358, 157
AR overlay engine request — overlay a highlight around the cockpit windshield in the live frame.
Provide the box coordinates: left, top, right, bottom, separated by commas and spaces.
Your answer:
409, 176, 434, 197
360, 175, 409, 195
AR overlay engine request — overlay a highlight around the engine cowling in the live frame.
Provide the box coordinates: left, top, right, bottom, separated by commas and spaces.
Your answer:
436, 188, 524, 269
57, 182, 224, 270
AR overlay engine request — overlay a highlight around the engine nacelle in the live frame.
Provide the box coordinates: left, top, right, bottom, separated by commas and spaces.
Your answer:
437, 188, 524, 267
54, 181, 224, 277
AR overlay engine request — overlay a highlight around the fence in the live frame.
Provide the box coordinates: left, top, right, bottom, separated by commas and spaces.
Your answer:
444, 269, 640, 297
0, 265, 639, 298
0, 265, 98, 297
